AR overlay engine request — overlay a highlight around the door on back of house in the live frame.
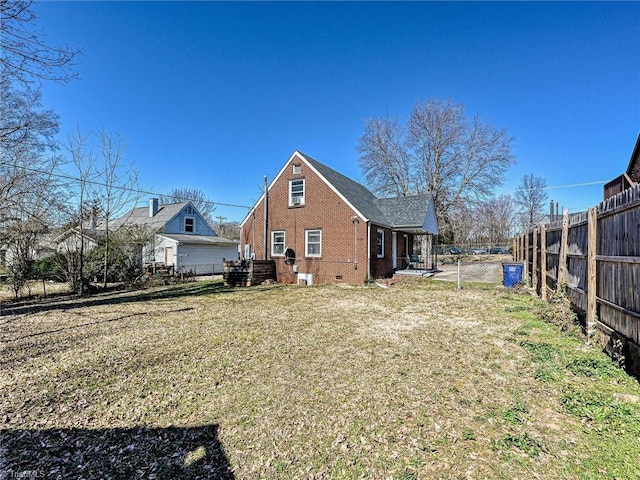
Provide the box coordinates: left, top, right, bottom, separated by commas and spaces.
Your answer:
165, 246, 174, 265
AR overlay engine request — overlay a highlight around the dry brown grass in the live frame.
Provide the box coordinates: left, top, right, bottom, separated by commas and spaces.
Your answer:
1, 278, 639, 479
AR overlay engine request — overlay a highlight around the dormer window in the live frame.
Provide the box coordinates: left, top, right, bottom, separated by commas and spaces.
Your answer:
184, 216, 195, 233
289, 179, 305, 206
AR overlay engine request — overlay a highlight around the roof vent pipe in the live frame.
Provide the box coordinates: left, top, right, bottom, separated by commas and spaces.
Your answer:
149, 198, 158, 217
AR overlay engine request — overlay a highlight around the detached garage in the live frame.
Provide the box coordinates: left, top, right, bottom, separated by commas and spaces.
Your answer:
156, 234, 239, 275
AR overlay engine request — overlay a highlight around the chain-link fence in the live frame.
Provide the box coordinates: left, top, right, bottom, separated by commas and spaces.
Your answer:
434, 259, 522, 289
457, 261, 504, 283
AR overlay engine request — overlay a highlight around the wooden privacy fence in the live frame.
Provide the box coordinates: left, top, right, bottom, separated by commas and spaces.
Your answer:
514, 184, 640, 376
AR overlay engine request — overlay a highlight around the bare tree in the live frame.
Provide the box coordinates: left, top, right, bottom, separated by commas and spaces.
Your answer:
0, 79, 61, 219
0, 0, 78, 296
93, 129, 140, 288
62, 129, 97, 293
358, 116, 412, 196
474, 195, 518, 245
357, 98, 515, 240
158, 188, 216, 226
215, 221, 241, 241
2, 166, 68, 298
514, 173, 548, 230
63, 129, 140, 290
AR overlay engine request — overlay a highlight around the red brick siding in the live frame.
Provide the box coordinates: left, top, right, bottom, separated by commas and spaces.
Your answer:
241, 154, 421, 284
242, 154, 370, 284
368, 227, 413, 278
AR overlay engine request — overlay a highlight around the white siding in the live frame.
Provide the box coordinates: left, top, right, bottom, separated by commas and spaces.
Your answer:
176, 244, 238, 275
163, 206, 216, 235
153, 236, 178, 265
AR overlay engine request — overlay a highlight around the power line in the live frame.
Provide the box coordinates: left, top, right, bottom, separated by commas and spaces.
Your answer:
17, 165, 253, 210
545, 180, 607, 191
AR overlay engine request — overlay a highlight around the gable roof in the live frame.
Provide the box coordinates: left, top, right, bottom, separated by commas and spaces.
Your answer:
111, 201, 192, 230
300, 152, 438, 233
158, 234, 238, 246
300, 152, 384, 223
242, 150, 438, 234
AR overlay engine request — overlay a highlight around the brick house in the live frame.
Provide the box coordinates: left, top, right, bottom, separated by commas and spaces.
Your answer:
604, 133, 640, 199
240, 151, 439, 285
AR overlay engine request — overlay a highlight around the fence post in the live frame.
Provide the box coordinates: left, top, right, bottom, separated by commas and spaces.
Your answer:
518, 234, 523, 262
557, 209, 569, 292
532, 227, 538, 293
524, 229, 530, 287
457, 258, 461, 290
541, 225, 547, 301
586, 207, 597, 341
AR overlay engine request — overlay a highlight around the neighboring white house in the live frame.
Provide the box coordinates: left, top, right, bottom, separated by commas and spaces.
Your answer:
110, 198, 238, 275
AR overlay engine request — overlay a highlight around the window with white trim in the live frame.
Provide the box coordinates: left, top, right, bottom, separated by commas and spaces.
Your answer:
289, 179, 305, 206
305, 229, 322, 257
271, 230, 286, 256
376, 229, 385, 258
184, 216, 195, 233
292, 164, 301, 174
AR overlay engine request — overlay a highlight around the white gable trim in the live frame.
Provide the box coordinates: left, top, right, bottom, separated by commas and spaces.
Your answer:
296, 151, 369, 223
240, 151, 369, 227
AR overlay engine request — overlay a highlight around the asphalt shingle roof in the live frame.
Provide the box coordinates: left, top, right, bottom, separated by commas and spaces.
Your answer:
111, 202, 190, 231
158, 234, 238, 246
299, 152, 438, 233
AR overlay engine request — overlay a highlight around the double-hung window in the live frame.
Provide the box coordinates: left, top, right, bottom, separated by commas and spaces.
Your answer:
271, 231, 286, 256
305, 229, 322, 257
289, 179, 305, 206
376, 229, 385, 258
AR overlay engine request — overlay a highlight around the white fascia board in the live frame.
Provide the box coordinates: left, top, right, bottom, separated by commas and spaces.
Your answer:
296, 151, 370, 223
240, 150, 372, 227
240, 153, 297, 228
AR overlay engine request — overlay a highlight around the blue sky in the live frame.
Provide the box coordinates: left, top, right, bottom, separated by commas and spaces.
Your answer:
34, 1, 639, 223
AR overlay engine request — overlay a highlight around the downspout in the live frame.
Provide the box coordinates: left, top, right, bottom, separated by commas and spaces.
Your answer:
263, 175, 268, 260
366, 221, 371, 281
351, 216, 360, 283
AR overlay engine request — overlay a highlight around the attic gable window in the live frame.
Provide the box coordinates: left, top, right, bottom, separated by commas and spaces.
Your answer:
289, 179, 305, 206
184, 216, 195, 233
292, 164, 301, 174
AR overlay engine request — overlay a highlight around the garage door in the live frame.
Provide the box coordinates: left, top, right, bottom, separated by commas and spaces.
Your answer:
178, 245, 238, 275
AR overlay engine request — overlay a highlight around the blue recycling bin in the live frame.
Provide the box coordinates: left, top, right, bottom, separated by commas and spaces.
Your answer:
502, 262, 523, 287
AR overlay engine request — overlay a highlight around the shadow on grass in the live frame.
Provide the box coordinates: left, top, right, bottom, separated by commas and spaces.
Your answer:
0, 424, 234, 479
0, 281, 234, 317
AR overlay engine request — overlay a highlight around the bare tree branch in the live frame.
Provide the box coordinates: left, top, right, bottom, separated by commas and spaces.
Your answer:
0, 0, 80, 91
358, 98, 516, 241
514, 173, 548, 229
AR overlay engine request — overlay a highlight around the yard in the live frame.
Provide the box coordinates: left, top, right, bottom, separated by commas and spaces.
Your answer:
2, 279, 639, 479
